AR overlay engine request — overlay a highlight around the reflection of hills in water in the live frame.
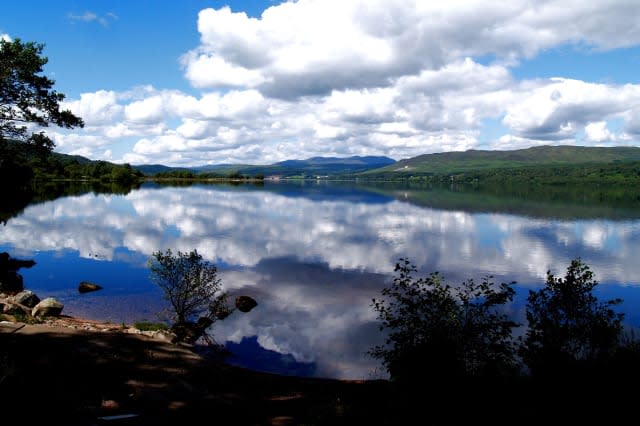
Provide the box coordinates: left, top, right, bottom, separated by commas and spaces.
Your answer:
357, 182, 640, 221
4, 179, 640, 223
0, 180, 140, 224
143, 180, 396, 205
207, 180, 640, 220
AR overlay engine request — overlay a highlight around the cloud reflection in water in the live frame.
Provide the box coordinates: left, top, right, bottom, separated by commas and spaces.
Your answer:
2, 182, 640, 379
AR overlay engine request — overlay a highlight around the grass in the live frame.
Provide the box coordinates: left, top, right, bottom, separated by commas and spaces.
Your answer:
134, 321, 169, 332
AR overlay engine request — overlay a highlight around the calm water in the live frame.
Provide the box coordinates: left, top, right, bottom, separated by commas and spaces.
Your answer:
2, 181, 640, 379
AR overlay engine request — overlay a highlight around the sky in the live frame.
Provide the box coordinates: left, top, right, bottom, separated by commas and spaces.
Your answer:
2, 0, 640, 166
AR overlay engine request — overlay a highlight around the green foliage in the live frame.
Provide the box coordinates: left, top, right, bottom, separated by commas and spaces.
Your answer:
369, 258, 518, 383
148, 249, 228, 324
154, 170, 197, 179
364, 145, 640, 176
134, 321, 169, 332
521, 258, 624, 377
0, 38, 83, 148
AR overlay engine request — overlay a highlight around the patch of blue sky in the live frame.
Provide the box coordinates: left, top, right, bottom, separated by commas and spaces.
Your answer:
163, 224, 182, 239
511, 44, 640, 84
478, 118, 510, 148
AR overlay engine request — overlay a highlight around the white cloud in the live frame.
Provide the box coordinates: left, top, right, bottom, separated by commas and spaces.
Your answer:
584, 121, 616, 143
63, 90, 122, 126
67, 10, 118, 27
182, 0, 640, 98
502, 78, 640, 141
181, 53, 267, 88
124, 96, 165, 123
49, 1, 640, 165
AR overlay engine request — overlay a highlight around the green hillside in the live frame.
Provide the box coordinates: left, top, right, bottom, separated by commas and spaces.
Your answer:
364, 146, 640, 175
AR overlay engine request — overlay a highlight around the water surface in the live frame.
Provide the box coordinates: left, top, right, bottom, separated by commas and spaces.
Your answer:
2, 181, 640, 379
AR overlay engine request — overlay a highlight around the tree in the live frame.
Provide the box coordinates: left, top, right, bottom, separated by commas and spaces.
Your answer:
148, 249, 230, 326
0, 38, 83, 150
520, 258, 624, 377
0, 38, 83, 184
369, 258, 518, 384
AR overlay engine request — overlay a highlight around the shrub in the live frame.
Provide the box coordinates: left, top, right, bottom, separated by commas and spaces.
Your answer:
369, 258, 518, 384
148, 249, 229, 325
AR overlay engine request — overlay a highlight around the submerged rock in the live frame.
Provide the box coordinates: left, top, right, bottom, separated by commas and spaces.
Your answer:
235, 295, 258, 313
78, 281, 103, 294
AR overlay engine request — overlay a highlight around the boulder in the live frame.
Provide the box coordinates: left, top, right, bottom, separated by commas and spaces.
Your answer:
0, 253, 35, 294
11, 290, 40, 308
78, 281, 103, 294
31, 298, 64, 318
2, 301, 31, 316
235, 295, 258, 313
0, 270, 24, 294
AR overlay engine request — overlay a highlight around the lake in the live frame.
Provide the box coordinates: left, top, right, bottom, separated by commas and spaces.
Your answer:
2, 180, 640, 379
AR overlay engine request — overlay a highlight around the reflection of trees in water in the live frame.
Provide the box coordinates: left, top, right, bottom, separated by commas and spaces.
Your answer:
0, 180, 141, 225
367, 182, 640, 221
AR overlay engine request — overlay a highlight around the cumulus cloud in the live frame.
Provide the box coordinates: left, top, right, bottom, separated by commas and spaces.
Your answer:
183, 0, 640, 97
49, 0, 640, 165
63, 90, 123, 126
502, 78, 640, 141
584, 121, 617, 143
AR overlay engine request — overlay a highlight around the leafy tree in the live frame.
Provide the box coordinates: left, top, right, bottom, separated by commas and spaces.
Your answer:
148, 249, 229, 325
0, 38, 83, 150
0, 38, 83, 184
369, 258, 518, 384
520, 258, 624, 377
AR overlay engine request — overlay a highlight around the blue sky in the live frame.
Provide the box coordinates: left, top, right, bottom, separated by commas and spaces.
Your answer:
2, 0, 640, 166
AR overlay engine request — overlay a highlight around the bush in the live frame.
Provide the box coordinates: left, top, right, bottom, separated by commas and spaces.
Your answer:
134, 321, 169, 332
520, 258, 624, 377
148, 249, 229, 325
369, 258, 518, 384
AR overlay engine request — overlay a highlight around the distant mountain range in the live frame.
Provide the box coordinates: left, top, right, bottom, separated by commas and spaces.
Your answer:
133, 156, 396, 177
38, 145, 640, 179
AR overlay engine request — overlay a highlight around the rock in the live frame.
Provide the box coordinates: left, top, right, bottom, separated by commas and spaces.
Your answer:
0, 252, 35, 270
31, 298, 64, 318
0, 253, 35, 294
2, 301, 31, 316
11, 290, 40, 308
78, 281, 103, 294
0, 270, 24, 294
7, 258, 36, 270
235, 295, 258, 313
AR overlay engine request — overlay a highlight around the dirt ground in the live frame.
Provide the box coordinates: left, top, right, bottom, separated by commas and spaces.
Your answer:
4, 317, 633, 425
0, 317, 396, 426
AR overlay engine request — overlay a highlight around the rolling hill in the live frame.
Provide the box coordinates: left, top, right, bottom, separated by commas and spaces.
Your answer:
363, 145, 640, 175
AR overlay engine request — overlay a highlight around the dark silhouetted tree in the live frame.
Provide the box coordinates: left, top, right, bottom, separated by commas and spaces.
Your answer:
520, 258, 624, 377
369, 258, 518, 384
148, 249, 229, 325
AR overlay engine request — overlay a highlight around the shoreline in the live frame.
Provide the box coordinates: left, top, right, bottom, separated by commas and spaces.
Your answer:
1, 313, 392, 426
